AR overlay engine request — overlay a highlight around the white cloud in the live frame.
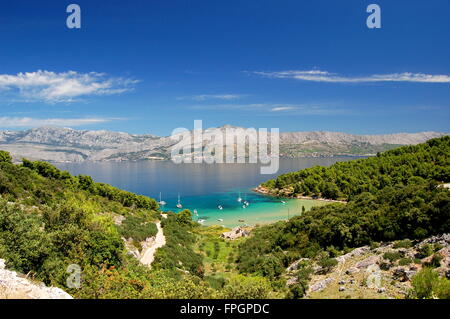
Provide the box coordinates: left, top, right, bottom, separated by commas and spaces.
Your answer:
0, 70, 138, 103
0, 116, 116, 127
268, 104, 348, 115
190, 103, 265, 110
253, 70, 450, 83
179, 94, 244, 101
190, 102, 346, 115
270, 106, 297, 112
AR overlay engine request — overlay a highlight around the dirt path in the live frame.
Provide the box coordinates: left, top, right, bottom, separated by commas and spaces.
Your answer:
139, 221, 166, 267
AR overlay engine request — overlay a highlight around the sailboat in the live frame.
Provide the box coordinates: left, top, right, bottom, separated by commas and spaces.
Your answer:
158, 192, 166, 206
243, 193, 249, 207
193, 209, 198, 216
237, 191, 242, 202
176, 193, 183, 209
218, 205, 223, 210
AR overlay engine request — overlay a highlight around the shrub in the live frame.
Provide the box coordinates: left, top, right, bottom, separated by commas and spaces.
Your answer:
317, 257, 338, 274
399, 258, 413, 266
287, 283, 307, 299
204, 275, 226, 290
383, 251, 403, 262
423, 254, 443, 268
408, 268, 450, 299
118, 216, 158, 242
219, 275, 272, 299
416, 244, 434, 259
393, 239, 413, 249
0, 151, 12, 163
370, 241, 380, 249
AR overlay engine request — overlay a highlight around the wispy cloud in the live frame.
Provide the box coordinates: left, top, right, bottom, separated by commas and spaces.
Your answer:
190, 102, 347, 115
0, 116, 118, 128
179, 94, 244, 101
268, 104, 349, 115
0, 70, 138, 103
252, 70, 450, 83
190, 103, 265, 110
270, 106, 297, 112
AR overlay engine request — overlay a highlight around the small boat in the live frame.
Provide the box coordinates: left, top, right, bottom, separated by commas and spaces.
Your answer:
242, 204, 247, 209
176, 193, 183, 209
218, 205, 223, 210
198, 219, 206, 224
193, 209, 198, 216
238, 219, 245, 222
237, 192, 242, 202
217, 218, 223, 222
158, 192, 166, 206
281, 200, 286, 204
243, 200, 249, 206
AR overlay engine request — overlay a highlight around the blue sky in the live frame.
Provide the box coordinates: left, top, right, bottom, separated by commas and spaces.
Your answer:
0, 0, 449, 135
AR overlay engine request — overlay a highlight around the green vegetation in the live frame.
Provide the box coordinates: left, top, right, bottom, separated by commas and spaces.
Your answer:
398, 258, 413, 266
1, 137, 449, 299
237, 137, 450, 295
317, 256, 338, 274
263, 136, 449, 200
152, 212, 203, 276
287, 260, 314, 299
408, 268, 450, 299
0, 155, 221, 298
118, 215, 158, 242
393, 239, 413, 249
0, 151, 12, 163
383, 251, 403, 262
423, 254, 443, 268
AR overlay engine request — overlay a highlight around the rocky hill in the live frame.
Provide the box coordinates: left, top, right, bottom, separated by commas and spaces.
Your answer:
0, 259, 72, 299
286, 234, 449, 299
0, 126, 446, 162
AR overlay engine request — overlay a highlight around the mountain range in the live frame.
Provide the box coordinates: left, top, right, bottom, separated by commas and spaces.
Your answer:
0, 126, 446, 163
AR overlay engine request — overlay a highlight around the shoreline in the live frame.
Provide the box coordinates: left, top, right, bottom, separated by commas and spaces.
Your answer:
252, 185, 348, 204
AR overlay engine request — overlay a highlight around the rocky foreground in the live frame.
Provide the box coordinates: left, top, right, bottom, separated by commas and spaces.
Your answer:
286, 234, 449, 299
0, 259, 72, 299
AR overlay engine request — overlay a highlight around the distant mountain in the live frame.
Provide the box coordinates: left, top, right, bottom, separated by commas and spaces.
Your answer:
0, 126, 446, 162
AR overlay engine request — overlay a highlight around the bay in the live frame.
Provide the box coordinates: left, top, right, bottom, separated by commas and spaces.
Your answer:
56, 157, 359, 227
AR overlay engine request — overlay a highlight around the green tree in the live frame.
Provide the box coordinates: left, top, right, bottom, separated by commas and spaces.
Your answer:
0, 151, 12, 163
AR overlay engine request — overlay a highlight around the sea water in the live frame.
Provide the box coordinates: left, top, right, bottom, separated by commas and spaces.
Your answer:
56, 157, 358, 227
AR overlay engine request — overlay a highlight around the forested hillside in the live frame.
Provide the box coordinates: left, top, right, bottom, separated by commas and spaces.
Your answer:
0, 151, 274, 298
0, 137, 448, 299
238, 137, 450, 297
261, 136, 450, 200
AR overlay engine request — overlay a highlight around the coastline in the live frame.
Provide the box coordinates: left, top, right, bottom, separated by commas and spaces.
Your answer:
252, 185, 348, 204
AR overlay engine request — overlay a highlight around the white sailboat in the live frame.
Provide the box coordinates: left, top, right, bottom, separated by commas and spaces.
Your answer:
242, 193, 249, 207
218, 205, 223, 210
237, 191, 242, 202
158, 192, 166, 206
176, 193, 183, 209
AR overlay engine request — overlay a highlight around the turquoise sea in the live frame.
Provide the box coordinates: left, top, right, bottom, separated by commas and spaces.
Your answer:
56, 157, 358, 227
